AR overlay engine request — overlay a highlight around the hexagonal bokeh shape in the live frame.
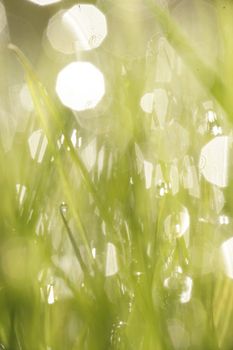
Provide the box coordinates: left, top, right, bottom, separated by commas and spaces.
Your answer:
56, 61, 105, 112
26, 0, 62, 6
46, 4, 107, 54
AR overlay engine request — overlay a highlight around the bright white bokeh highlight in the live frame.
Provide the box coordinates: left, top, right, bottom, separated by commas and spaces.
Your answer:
105, 242, 118, 277
0, 2, 7, 34
199, 136, 231, 188
140, 92, 154, 114
47, 284, 55, 304
140, 89, 168, 126
56, 62, 105, 111
26, 0, 61, 6
47, 5, 107, 54
221, 237, 233, 279
28, 129, 48, 163
16, 184, 27, 206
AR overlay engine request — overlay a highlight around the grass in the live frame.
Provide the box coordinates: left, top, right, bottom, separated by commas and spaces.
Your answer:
1, 0, 233, 349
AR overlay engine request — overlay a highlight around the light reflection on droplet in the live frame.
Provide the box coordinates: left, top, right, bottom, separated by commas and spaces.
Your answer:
105, 242, 118, 277
143, 160, 153, 189
47, 284, 55, 304
164, 205, 190, 239
221, 237, 233, 279
71, 129, 77, 147
60, 202, 68, 214
92, 247, 96, 259
164, 268, 193, 304
210, 124, 222, 136
205, 110, 222, 136
199, 136, 231, 188
206, 110, 217, 123
16, 184, 27, 205
0, 2, 7, 34
26, 0, 61, 5
28, 129, 48, 163
219, 215, 229, 225
56, 62, 105, 111
156, 181, 171, 198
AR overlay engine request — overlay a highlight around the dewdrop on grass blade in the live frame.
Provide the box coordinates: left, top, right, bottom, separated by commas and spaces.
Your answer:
164, 205, 190, 239
164, 267, 193, 304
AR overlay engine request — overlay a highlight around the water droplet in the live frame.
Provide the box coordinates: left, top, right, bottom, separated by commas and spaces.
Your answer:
164, 268, 193, 304
60, 202, 68, 214
47, 284, 55, 304
221, 237, 233, 279
219, 215, 229, 225
105, 242, 118, 277
110, 320, 127, 348
27, 0, 61, 5
164, 205, 190, 239
156, 181, 171, 197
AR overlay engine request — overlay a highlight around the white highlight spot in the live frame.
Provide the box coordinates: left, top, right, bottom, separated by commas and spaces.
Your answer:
28, 129, 48, 163
105, 242, 118, 277
164, 205, 190, 238
56, 62, 105, 111
16, 184, 27, 205
140, 93, 154, 114
221, 237, 233, 279
27, 0, 61, 6
143, 160, 153, 189
47, 284, 55, 304
199, 136, 231, 188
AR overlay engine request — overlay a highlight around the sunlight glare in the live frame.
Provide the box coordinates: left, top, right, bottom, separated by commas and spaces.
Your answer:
56, 61, 105, 111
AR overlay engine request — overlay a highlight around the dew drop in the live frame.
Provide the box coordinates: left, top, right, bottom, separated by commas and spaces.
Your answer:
156, 181, 171, 198
60, 202, 68, 214
164, 268, 193, 304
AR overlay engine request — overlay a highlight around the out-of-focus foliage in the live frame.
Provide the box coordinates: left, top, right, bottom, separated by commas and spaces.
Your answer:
0, 0, 233, 349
